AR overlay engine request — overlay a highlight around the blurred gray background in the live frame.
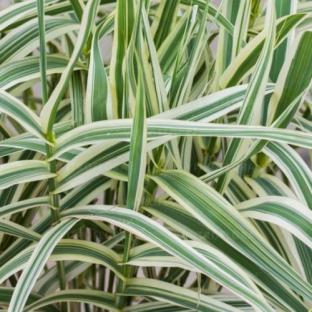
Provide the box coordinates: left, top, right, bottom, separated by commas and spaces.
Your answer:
0, 0, 10, 10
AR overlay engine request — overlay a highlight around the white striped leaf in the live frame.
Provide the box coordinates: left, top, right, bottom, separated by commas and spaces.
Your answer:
0, 0, 57, 32
85, 15, 112, 122
0, 287, 58, 312
150, 170, 312, 301
0, 219, 40, 241
54, 138, 169, 193
216, 0, 275, 193
220, 13, 307, 87
0, 55, 84, 90
40, 0, 100, 134
124, 278, 241, 312
238, 196, 312, 249
124, 301, 190, 312
181, 0, 234, 34
0, 196, 49, 217
270, 0, 295, 82
54, 119, 312, 158
8, 219, 78, 312
264, 142, 312, 208
0, 90, 44, 139
143, 201, 308, 312
127, 58, 147, 211
34, 233, 125, 295
24, 290, 118, 312
0, 17, 79, 64
0, 239, 124, 285
62, 206, 274, 311
109, 0, 135, 118
0, 160, 55, 190
268, 31, 312, 127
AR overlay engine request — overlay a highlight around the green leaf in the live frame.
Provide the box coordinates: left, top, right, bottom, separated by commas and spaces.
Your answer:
0, 160, 55, 190
181, 0, 234, 34
150, 170, 312, 301
24, 289, 118, 312
62, 206, 274, 311
127, 65, 146, 211
143, 201, 308, 312
268, 31, 312, 127
238, 196, 312, 249
54, 138, 168, 193
0, 17, 79, 64
0, 196, 49, 217
109, 0, 135, 118
34, 233, 125, 295
0, 0, 57, 32
0, 90, 44, 139
40, 0, 100, 134
0, 55, 84, 90
216, 0, 275, 193
0, 287, 58, 312
0, 239, 124, 285
124, 301, 190, 312
85, 15, 113, 122
0, 219, 40, 241
54, 119, 312, 158
8, 219, 78, 312
124, 278, 241, 312
220, 13, 306, 87
264, 142, 312, 208
269, 0, 294, 82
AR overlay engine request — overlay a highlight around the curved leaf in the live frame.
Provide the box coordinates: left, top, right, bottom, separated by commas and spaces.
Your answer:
150, 170, 312, 301
124, 278, 240, 312
0, 90, 44, 139
62, 206, 274, 311
238, 196, 312, 249
8, 219, 78, 312
24, 289, 118, 312
0, 160, 55, 190
0, 196, 49, 217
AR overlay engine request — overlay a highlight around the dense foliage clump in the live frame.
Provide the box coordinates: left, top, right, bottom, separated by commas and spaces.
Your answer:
0, 1, 311, 311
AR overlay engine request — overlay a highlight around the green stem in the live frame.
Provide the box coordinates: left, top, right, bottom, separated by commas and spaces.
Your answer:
36, 0, 48, 104
115, 182, 131, 308
46, 144, 68, 312
116, 232, 133, 308
37, 2, 68, 310
69, 0, 83, 21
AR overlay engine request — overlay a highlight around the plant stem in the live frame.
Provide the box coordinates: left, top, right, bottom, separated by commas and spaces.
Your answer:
116, 232, 133, 308
115, 182, 132, 308
46, 144, 68, 312
37, 2, 68, 310
36, 0, 48, 105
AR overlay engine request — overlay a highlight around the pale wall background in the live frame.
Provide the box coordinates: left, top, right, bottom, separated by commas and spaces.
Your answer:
0, 0, 10, 10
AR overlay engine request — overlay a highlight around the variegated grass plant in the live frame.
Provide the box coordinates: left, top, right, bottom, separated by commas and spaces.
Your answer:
0, 0, 312, 311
